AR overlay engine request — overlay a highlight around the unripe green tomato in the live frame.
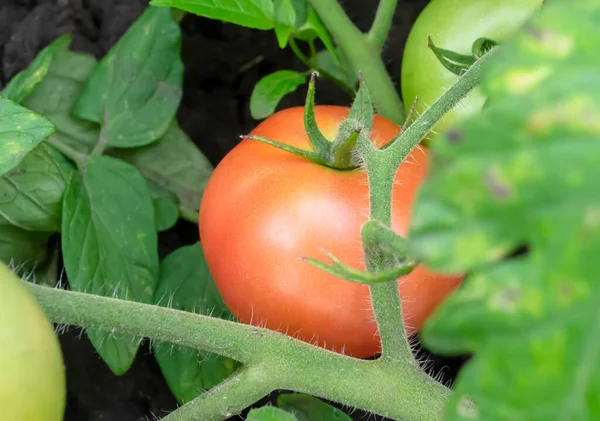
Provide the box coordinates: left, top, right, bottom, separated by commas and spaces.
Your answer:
0, 262, 66, 421
401, 0, 543, 138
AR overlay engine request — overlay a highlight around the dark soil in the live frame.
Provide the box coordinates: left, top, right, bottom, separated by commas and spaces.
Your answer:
0, 0, 467, 419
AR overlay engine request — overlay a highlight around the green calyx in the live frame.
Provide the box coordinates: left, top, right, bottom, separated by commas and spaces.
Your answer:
244, 72, 375, 171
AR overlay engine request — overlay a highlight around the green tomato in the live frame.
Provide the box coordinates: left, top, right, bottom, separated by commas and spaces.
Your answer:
0, 261, 66, 421
401, 0, 543, 138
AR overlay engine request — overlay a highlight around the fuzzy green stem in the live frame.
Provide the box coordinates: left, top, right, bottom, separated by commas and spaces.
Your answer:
363, 151, 414, 363
161, 365, 275, 421
385, 49, 495, 167
331, 128, 360, 168
25, 282, 450, 421
368, 0, 398, 50
309, 0, 405, 124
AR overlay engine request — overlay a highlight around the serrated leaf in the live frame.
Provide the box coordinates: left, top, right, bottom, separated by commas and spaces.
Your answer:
0, 98, 55, 176
0, 225, 51, 272
410, 2, 600, 420
72, 6, 183, 148
151, 0, 274, 30
250, 70, 307, 120
247, 407, 300, 421
0, 143, 73, 232
0, 34, 72, 104
277, 394, 352, 421
110, 121, 213, 223
153, 243, 236, 404
274, 0, 296, 48
62, 155, 158, 375
23, 50, 100, 155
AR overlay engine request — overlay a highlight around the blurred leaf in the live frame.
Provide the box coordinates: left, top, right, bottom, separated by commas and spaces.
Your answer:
0, 143, 73, 232
250, 70, 307, 119
73, 6, 183, 148
0, 34, 72, 104
111, 121, 213, 223
62, 155, 158, 375
0, 226, 51, 273
277, 393, 352, 421
153, 242, 237, 404
314, 49, 356, 91
247, 407, 300, 421
274, 0, 296, 48
295, 10, 337, 61
149, 181, 179, 231
150, 0, 274, 30
291, 0, 308, 28
0, 98, 55, 177
410, 1, 600, 420
23, 50, 100, 155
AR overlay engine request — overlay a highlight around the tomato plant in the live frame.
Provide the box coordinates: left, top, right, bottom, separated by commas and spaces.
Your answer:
0, 262, 66, 421
400, 0, 543, 136
198, 105, 462, 358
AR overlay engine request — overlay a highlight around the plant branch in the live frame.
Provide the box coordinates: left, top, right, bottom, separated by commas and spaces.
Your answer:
368, 0, 398, 50
309, 0, 405, 124
385, 49, 496, 167
46, 138, 87, 167
26, 282, 451, 421
161, 365, 275, 421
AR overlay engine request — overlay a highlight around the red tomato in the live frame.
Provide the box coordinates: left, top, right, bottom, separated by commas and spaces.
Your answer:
199, 106, 461, 358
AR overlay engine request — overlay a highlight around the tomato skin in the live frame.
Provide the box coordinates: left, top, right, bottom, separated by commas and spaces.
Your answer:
0, 262, 66, 421
401, 0, 543, 137
199, 106, 461, 358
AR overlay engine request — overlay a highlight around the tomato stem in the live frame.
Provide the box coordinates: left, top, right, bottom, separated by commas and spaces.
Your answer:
308, 0, 405, 124
368, 0, 399, 51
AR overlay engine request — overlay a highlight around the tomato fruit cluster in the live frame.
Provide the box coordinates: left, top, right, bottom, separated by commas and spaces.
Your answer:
199, 106, 462, 357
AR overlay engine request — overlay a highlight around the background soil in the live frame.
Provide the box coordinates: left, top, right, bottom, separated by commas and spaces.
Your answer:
0, 0, 467, 419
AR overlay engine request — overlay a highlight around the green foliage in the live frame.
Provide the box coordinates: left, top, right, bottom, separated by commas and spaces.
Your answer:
0, 34, 72, 104
22, 50, 100, 154
250, 71, 307, 119
73, 6, 183, 148
247, 407, 300, 421
153, 243, 237, 404
151, 0, 275, 29
411, 1, 600, 420
61, 156, 159, 375
277, 393, 352, 421
0, 98, 55, 176
0, 226, 51, 272
0, 143, 72, 232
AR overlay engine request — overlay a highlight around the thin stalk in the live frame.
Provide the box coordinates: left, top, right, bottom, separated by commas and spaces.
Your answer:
385, 49, 495, 167
47, 138, 87, 167
289, 38, 312, 68
368, 0, 398, 50
363, 151, 415, 363
161, 365, 275, 421
309, 0, 405, 124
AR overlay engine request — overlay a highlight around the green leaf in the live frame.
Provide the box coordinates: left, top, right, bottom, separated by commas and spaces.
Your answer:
0, 143, 73, 232
0, 34, 72, 104
294, 10, 337, 62
110, 121, 213, 223
277, 393, 352, 421
250, 70, 307, 120
153, 243, 236, 404
411, 1, 600, 420
23, 50, 100, 155
274, 0, 296, 48
0, 98, 55, 177
314, 49, 356, 91
150, 0, 274, 30
149, 181, 179, 231
0, 226, 51, 272
291, 0, 308, 28
62, 155, 158, 375
72, 6, 183, 148
247, 407, 300, 421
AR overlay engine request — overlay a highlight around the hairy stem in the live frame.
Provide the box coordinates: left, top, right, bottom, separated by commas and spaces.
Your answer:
161, 365, 275, 421
368, 0, 398, 50
364, 151, 415, 363
386, 49, 496, 167
309, 0, 405, 124
26, 281, 450, 421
